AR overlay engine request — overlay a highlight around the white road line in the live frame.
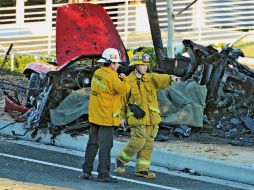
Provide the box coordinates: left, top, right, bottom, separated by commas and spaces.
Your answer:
1, 139, 253, 190
0, 152, 181, 190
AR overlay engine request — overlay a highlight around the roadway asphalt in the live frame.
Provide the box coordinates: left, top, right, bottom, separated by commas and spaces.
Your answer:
0, 137, 253, 190
0, 120, 254, 186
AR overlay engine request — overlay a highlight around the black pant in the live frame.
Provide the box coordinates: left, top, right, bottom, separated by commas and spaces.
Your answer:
82, 123, 114, 178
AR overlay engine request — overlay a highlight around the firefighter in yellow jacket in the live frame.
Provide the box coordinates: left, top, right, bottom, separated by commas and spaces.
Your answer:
115, 52, 180, 179
82, 48, 130, 183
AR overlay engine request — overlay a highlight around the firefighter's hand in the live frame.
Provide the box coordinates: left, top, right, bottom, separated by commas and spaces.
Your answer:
120, 119, 127, 130
171, 75, 181, 83
118, 73, 126, 80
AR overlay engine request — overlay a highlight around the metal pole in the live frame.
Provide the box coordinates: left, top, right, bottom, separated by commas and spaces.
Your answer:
194, 0, 203, 43
124, 0, 129, 47
46, 0, 52, 55
167, 0, 175, 58
16, 0, 25, 27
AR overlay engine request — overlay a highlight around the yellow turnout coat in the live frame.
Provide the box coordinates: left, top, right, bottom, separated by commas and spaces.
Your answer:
121, 72, 172, 126
89, 67, 130, 126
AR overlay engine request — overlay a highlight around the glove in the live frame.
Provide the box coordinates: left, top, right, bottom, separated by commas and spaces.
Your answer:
128, 103, 146, 119
117, 65, 134, 76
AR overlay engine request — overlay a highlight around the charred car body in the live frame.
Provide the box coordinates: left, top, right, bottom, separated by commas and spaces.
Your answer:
2, 3, 129, 135
180, 40, 254, 135
1, 2, 254, 140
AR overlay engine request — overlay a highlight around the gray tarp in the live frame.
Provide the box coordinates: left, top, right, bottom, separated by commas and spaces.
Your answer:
158, 81, 207, 127
50, 81, 207, 127
50, 88, 90, 125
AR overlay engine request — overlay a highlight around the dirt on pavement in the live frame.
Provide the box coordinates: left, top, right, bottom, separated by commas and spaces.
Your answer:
0, 178, 73, 190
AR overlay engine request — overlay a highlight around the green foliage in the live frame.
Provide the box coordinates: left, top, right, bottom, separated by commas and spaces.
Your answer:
127, 47, 157, 70
233, 41, 254, 57
209, 42, 226, 49
0, 56, 11, 68
0, 54, 56, 74
142, 47, 157, 70
232, 41, 254, 49
39, 53, 56, 63
0, 55, 35, 73
15, 56, 36, 73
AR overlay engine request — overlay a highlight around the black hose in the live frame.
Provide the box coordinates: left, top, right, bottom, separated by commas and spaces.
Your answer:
0, 121, 30, 137
11, 128, 30, 137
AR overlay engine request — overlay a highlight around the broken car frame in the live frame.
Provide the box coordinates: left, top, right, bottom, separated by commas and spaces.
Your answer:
1, 1, 254, 139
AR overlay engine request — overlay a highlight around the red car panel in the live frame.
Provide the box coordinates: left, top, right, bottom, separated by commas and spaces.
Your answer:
56, 3, 128, 67
24, 61, 57, 75
4, 97, 29, 114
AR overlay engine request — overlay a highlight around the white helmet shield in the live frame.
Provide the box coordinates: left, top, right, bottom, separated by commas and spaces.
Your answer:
98, 48, 122, 63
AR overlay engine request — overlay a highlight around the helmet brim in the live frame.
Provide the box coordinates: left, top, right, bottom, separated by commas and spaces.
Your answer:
98, 58, 122, 63
129, 61, 149, 66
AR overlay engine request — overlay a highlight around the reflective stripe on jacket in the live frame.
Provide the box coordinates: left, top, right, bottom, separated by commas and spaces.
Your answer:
89, 67, 130, 126
121, 72, 172, 126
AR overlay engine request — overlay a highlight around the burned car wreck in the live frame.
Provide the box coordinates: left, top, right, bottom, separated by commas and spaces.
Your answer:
1, 3, 129, 137
1, 3, 254, 143
165, 40, 254, 140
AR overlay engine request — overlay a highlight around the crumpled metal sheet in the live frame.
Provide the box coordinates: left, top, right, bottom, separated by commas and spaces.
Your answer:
240, 116, 254, 132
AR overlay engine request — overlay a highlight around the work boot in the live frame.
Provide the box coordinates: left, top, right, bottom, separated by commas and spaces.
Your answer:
135, 171, 156, 179
81, 172, 93, 180
97, 176, 118, 183
115, 158, 125, 173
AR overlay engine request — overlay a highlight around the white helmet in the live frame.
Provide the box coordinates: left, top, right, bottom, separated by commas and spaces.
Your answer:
98, 48, 122, 63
